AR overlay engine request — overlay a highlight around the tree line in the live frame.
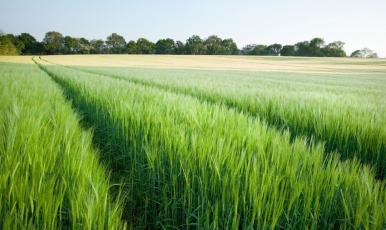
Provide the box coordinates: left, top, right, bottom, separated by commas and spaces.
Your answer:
0, 29, 378, 58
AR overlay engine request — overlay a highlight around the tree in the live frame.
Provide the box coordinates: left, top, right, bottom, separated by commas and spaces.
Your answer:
90, 39, 106, 54
185, 35, 205, 55
17, 33, 42, 55
322, 41, 346, 57
250, 45, 268, 55
6, 34, 24, 55
136, 38, 155, 54
186, 35, 203, 45
294, 38, 329, 56
105, 33, 126, 54
350, 50, 362, 58
241, 44, 256, 55
78, 38, 90, 54
241, 44, 273, 55
361, 48, 378, 58
174, 40, 185, 54
350, 48, 378, 58
360, 48, 379, 58
0, 35, 18, 55
281, 45, 295, 56
294, 41, 311, 56
43, 31, 64, 54
204, 35, 225, 55
64, 36, 79, 54
126, 40, 138, 54
34, 42, 46, 55
310, 37, 325, 56
221, 38, 238, 55
367, 52, 378, 58
155, 38, 175, 54
360, 48, 372, 58
266, 43, 282, 56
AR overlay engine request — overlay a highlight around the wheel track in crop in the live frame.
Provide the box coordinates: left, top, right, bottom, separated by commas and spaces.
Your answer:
38, 56, 386, 180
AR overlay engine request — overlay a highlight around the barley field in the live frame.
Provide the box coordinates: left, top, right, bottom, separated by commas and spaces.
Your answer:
1, 55, 385, 229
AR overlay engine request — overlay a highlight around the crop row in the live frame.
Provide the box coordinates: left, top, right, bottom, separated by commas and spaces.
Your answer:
0, 62, 126, 229
35, 58, 386, 229
41, 59, 386, 179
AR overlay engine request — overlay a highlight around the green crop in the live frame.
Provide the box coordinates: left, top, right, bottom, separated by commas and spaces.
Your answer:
48, 62, 386, 179
0, 62, 126, 229
34, 57, 386, 229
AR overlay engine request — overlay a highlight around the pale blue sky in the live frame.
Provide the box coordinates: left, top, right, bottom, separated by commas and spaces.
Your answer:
1, 0, 385, 57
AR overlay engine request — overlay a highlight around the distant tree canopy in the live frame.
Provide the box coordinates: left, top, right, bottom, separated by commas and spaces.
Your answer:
126, 40, 138, 54
350, 48, 378, 58
6, 34, 25, 55
296, 38, 346, 57
204, 35, 225, 55
136, 38, 155, 54
221, 38, 239, 55
0, 31, 45, 55
185, 35, 205, 55
0, 35, 18, 55
105, 33, 126, 54
43, 31, 64, 54
0, 29, 379, 58
241, 38, 348, 57
174, 40, 185, 54
267, 44, 282, 56
90, 39, 106, 54
18, 33, 45, 55
155, 38, 175, 54
281, 45, 295, 56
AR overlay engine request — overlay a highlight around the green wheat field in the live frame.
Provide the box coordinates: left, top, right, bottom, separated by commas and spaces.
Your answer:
1, 55, 386, 229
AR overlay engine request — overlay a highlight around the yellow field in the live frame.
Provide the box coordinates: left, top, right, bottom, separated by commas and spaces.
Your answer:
0, 56, 35, 64
2, 55, 385, 74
